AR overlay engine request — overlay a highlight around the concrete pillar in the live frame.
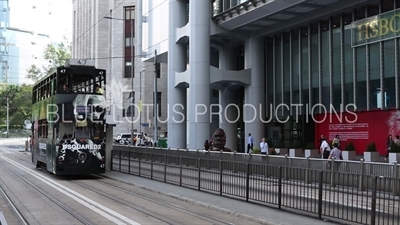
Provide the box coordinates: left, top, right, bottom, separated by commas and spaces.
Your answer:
105, 125, 113, 171
188, 0, 211, 149
219, 47, 238, 151
244, 37, 264, 148
168, 0, 187, 149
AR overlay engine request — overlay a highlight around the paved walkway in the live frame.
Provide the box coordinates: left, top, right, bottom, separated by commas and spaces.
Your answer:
103, 170, 348, 225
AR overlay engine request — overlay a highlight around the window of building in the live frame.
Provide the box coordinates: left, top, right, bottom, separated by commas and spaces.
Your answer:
266, 38, 274, 116
124, 61, 134, 78
292, 29, 300, 105
310, 23, 319, 111
332, 15, 341, 111
343, 12, 354, 106
125, 6, 135, 21
300, 26, 309, 114
283, 33, 290, 110
369, 43, 380, 109
321, 20, 330, 110
125, 35, 132, 47
383, 40, 396, 109
274, 36, 283, 117
124, 6, 135, 79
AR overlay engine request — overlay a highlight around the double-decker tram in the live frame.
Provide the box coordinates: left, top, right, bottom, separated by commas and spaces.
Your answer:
31, 59, 107, 175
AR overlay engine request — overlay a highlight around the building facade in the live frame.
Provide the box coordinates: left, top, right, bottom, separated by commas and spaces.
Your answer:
72, 0, 168, 136
142, 0, 400, 152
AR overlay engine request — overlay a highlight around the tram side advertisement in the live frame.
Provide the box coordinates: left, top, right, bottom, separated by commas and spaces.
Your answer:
315, 110, 400, 155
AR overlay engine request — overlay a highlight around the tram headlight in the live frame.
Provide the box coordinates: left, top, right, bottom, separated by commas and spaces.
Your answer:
78, 152, 87, 161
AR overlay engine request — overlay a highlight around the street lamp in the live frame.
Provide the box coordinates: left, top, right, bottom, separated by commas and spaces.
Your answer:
139, 69, 145, 133
104, 16, 134, 134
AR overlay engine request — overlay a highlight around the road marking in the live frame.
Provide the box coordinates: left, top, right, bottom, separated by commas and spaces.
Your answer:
1, 155, 141, 225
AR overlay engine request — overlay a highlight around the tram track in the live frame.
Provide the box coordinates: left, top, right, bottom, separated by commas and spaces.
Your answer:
2, 151, 260, 225
70, 179, 185, 225
1, 163, 93, 225
71, 179, 236, 225
8, 153, 238, 225
0, 184, 30, 225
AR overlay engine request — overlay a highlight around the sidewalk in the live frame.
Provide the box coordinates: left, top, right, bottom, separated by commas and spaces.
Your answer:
102, 170, 345, 225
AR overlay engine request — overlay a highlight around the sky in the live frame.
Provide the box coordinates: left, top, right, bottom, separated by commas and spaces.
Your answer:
8, 0, 73, 43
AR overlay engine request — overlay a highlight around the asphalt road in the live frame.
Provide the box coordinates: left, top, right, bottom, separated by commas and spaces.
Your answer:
0, 138, 343, 225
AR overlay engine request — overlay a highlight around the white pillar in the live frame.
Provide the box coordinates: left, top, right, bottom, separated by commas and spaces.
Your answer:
188, 0, 210, 149
168, 0, 187, 148
219, 47, 237, 151
244, 37, 264, 148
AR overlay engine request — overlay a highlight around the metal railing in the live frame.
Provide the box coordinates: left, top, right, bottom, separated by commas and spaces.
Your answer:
212, 0, 268, 22
112, 146, 400, 182
111, 149, 400, 225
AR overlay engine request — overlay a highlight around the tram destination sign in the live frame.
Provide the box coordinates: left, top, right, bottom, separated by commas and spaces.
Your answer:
352, 9, 400, 47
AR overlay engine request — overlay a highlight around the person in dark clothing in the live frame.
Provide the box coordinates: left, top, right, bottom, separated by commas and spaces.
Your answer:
204, 140, 210, 150
385, 135, 393, 161
319, 134, 325, 144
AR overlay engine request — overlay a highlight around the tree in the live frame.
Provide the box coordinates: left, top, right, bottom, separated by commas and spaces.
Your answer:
0, 84, 33, 129
26, 38, 71, 82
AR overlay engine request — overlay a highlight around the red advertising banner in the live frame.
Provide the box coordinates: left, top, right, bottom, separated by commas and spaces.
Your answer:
314, 109, 399, 155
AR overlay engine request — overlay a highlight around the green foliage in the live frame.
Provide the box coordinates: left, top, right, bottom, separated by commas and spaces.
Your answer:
345, 142, 356, 151
366, 142, 377, 152
252, 148, 261, 154
27, 38, 71, 82
0, 84, 32, 128
390, 143, 400, 153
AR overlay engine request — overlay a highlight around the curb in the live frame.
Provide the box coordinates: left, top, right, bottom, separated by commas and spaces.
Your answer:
101, 174, 281, 225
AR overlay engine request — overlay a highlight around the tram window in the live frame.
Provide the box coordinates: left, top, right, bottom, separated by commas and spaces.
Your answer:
32, 90, 36, 103
51, 79, 56, 96
92, 123, 104, 140
38, 120, 42, 137
75, 129, 89, 139
71, 74, 93, 93
38, 119, 48, 138
57, 75, 71, 93
58, 123, 73, 139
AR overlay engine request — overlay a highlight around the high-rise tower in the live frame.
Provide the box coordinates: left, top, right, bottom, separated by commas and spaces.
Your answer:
0, 0, 9, 83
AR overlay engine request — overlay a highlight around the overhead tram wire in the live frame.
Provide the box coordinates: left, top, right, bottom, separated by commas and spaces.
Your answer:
71, 0, 127, 47
7, 52, 156, 62
71, 0, 167, 54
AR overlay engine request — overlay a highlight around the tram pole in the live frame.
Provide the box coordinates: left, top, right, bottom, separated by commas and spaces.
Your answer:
153, 50, 158, 146
6, 96, 9, 138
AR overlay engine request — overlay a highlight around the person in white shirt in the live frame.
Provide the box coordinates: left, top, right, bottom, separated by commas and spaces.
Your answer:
320, 138, 331, 159
247, 133, 253, 153
260, 138, 268, 155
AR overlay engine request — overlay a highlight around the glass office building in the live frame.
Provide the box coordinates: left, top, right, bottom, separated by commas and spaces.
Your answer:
264, 0, 400, 146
